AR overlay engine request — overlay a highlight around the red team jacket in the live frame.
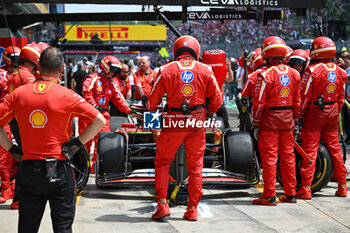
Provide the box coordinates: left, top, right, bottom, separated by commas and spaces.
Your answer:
0, 79, 100, 160
112, 76, 131, 98
133, 68, 157, 100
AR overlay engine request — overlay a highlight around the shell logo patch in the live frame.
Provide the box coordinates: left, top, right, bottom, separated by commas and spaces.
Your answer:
328, 72, 336, 82
182, 84, 195, 96
29, 110, 48, 128
280, 75, 290, 86
281, 87, 290, 97
327, 83, 336, 93
9, 85, 13, 93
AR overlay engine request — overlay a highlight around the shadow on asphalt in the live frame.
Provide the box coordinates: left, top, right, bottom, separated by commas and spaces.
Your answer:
95, 214, 153, 223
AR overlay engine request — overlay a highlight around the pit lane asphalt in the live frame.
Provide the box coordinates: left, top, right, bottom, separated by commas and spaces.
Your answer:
1, 107, 350, 233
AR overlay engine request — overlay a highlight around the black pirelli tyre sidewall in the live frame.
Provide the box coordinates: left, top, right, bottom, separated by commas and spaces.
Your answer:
224, 131, 256, 180
73, 147, 90, 195
277, 142, 333, 193
96, 132, 125, 187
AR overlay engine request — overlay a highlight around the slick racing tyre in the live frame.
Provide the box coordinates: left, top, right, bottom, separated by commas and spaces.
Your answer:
223, 131, 256, 181
277, 142, 333, 193
96, 132, 125, 187
73, 147, 90, 195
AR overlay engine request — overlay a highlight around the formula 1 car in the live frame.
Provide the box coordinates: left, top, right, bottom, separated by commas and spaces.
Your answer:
94, 101, 259, 198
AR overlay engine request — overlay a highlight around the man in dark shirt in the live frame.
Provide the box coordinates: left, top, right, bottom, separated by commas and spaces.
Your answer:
71, 61, 88, 96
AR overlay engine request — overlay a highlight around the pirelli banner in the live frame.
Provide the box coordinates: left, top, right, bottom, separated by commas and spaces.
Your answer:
65, 25, 167, 41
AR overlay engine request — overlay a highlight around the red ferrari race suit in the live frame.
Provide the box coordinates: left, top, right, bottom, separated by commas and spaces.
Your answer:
300, 61, 347, 186
241, 67, 267, 99
0, 67, 9, 101
0, 68, 13, 197
81, 73, 131, 165
134, 68, 157, 100
252, 63, 301, 197
148, 56, 223, 207
7, 65, 36, 94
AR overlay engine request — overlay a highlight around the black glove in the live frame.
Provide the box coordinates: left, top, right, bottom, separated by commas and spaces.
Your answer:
95, 105, 107, 113
9, 145, 22, 161
62, 137, 83, 161
142, 95, 148, 107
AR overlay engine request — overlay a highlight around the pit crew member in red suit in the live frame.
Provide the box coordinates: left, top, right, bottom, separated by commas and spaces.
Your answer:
288, 49, 310, 76
241, 48, 267, 99
7, 43, 42, 93
133, 56, 157, 106
0, 47, 106, 233
6, 42, 45, 209
252, 36, 301, 205
298, 36, 348, 199
81, 56, 138, 171
110, 63, 132, 117
149, 35, 223, 221
0, 45, 20, 203
282, 46, 293, 64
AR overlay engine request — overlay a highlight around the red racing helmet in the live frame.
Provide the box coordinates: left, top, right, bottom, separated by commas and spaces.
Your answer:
2, 46, 20, 67
261, 36, 287, 60
173, 35, 201, 60
250, 48, 266, 71
289, 49, 310, 68
282, 46, 293, 64
19, 42, 42, 67
99, 56, 122, 77
36, 42, 50, 53
310, 36, 336, 60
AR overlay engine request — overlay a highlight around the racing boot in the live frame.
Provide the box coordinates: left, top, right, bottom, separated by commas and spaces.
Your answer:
10, 200, 19, 210
183, 205, 197, 221
0, 187, 13, 201
278, 194, 296, 203
252, 195, 277, 206
152, 200, 170, 220
296, 186, 312, 200
335, 184, 347, 197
